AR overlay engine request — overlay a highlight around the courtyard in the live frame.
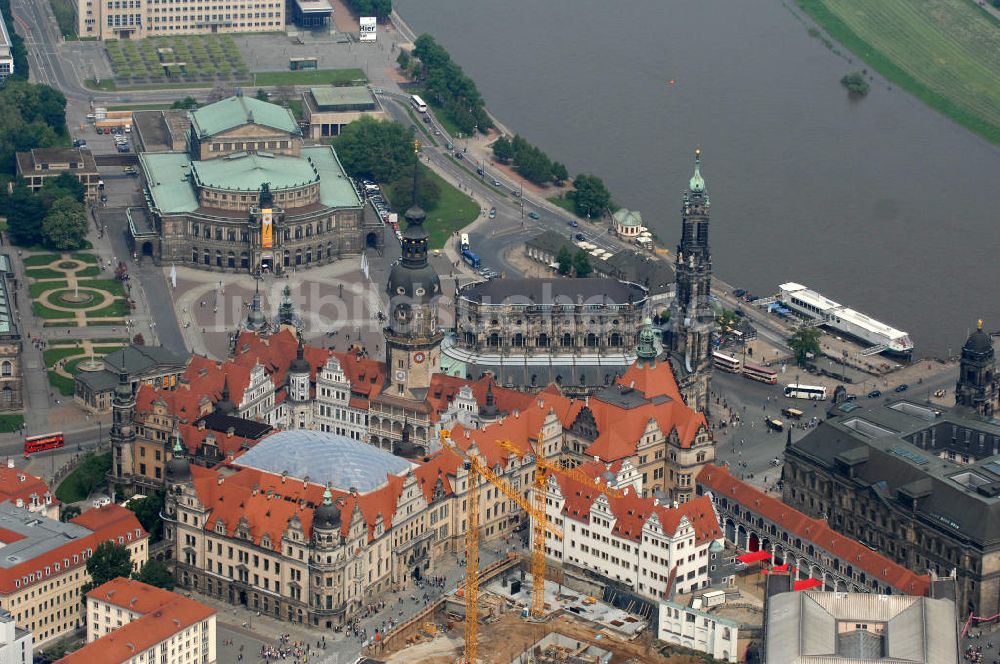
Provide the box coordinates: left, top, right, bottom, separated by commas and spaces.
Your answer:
43, 339, 128, 396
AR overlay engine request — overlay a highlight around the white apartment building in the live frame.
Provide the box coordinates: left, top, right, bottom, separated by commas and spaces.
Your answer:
58, 577, 216, 664
542, 463, 723, 600
75, 0, 284, 40
0, 12, 14, 80
314, 355, 370, 441
0, 610, 31, 664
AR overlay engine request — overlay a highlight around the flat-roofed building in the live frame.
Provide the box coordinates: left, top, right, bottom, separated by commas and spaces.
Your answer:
74, 0, 284, 40
764, 590, 958, 663
0, 609, 31, 664
0, 504, 147, 648
290, 0, 333, 29
58, 577, 216, 664
14, 148, 100, 201
303, 86, 387, 139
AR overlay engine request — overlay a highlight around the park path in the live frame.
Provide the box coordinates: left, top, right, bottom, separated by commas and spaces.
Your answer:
27, 253, 126, 327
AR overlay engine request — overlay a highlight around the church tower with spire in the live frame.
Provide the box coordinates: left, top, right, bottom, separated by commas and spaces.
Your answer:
956, 319, 998, 416
110, 369, 137, 494
666, 149, 714, 414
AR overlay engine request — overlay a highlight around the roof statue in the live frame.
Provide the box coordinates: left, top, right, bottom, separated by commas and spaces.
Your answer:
277, 284, 298, 328
635, 318, 658, 366
259, 181, 273, 209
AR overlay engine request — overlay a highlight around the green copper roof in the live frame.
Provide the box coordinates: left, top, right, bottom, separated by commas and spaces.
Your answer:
140, 152, 199, 213
635, 317, 657, 363
689, 149, 705, 193
192, 152, 319, 192
190, 96, 300, 138
613, 208, 643, 228
141, 146, 361, 214
309, 86, 377, 110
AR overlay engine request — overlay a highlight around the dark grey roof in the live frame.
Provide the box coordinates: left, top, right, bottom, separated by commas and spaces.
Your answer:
0, 503, 94, 568
526, 230, 572, 255
790, 399, 1000, 546
193, 412, 273, 440
594, 383, 672, 409
459, 277, 646, 306
461, 362, 628, 392
103, 344, 188, 375
75, 369, 120, 392
964, 328, 994, 355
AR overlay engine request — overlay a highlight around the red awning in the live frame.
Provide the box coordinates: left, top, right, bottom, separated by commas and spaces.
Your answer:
771, 563, 789, 573
737, 550, 771, 564
794, 578, 824, 591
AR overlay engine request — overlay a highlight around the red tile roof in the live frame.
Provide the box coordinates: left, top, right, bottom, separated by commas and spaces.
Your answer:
553, 465, 721, 545
0, 505, 147, 595
58, 578, 215, 664
0, 464, 58, 509
616, 358, 683, 401
576, 393, 709, 461
696, 464, 931, 596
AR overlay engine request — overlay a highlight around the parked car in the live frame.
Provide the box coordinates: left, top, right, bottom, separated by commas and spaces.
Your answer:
867, 389, 882, 399
574, 233, 586, 241
567, 220, 579, 228
476, 167, 484, 176
492, 179, 502, 186
894, 383, 909, 393
527, 211, 539, 220
454, 151, 464, 160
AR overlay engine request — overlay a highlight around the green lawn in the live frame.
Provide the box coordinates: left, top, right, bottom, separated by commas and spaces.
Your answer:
48, 371, 76, 396
796, 0, 1000, 144
547, 196, 582, 217
49, 0, 77, 39
22, 254, 63, 267
29, 281, 69, 298
253, 68, 367, 87
55, 452, 112, 503
82, 279, 126, 298
384, 164, 479, 249
25, 268, 67, 280
43, 346, 86, 368
71, 253, 99, 264
0, 414, 24, 433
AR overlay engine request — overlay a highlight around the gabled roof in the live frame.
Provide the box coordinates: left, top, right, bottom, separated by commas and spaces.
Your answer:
553, 465, 720, 545
189, 95, 300, 138
697, 464, 931, 596
0, 465, 58, 509
59, 579, 215, 664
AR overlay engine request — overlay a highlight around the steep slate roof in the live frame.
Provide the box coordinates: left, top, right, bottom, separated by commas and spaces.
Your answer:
58, 579, 216, 664
697, 464, 931, 596
189, 95, 300, 137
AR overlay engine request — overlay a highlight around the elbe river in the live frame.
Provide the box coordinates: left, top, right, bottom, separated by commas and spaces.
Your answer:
393, 0, 1000, 358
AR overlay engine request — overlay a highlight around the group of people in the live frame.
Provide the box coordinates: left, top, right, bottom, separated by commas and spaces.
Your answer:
258, 633, 323, 663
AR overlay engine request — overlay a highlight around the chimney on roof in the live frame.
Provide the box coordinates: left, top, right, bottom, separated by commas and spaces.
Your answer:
350, 487, 358, 495
653, 497, 660, 507
6, 459, 12, 469
217, 477, 224, 486
252, 485, 259, 496
227, 427, 235, 438
281, 471, 287, 483
17, 474, 24, 482
198, 420, 206, 431
267, 489, 274, 499
513, 409, 519, 419
672, 501, 678, 508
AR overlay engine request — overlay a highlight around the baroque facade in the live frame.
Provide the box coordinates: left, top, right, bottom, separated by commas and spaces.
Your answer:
139, 95, 380, 273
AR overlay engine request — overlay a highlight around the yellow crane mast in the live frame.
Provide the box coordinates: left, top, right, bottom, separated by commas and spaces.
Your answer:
445, 436, 562, 664
496, 439, 626, 617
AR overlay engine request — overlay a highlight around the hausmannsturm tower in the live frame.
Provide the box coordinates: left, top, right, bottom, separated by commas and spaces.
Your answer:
666, 149, 714, 414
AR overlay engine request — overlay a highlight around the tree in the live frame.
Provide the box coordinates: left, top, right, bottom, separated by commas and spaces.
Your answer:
40, 172, 85, 204
396, 49, 411, 71
59, 504, 81, 522
333, 116, 416, 183
133, 333, 146, 346
556, 246, 573, 275
551, 161, 569, 185
5, 185, 45, 246
789, 326, 822, 365
133, 559, 174, 590
254, 89, 269, 101
491, 135, 513, 163
570, 174, 611, 219
170, 96, 199, 109
83, 542, 133, 594
411, 34, 493, 134
572, 249, 593, 277
127, 493, 163, 542
42, 197, 88, 250
840, 72, 870, 97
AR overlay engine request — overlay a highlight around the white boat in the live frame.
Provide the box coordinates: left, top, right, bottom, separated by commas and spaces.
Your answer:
778, 282, 913, 356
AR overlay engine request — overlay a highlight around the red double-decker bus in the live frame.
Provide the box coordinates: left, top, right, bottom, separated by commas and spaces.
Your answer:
24, 432, 65, 456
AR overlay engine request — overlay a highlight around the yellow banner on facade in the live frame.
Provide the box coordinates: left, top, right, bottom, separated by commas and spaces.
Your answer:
262, 209, 273, 249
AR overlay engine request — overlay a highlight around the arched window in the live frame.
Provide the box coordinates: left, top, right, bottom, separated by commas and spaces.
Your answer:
512, 333, 524, 347
561, 333, 573, 347
191, 223, 199, 237
203, 250, 210, 266
585, 333, 598, 347
305, 249, 312, 264
240, 252, 249, 269
283, 250, 290, 267
0, 361, 11, 377
227, 252, 236, 268
487, 333, 500, 348
610, 332, 622, 347
192, 247, 199, 263
295, 250, 302, 266
537, 333, 549, 348
215, 250, 223, 267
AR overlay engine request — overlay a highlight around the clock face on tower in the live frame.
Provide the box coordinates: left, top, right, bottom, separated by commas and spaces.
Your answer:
413, 351, 426, 364
395, 370, 406, 382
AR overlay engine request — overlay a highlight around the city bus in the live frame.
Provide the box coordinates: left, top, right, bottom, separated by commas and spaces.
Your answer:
781, 407, 804, 420
410, 94, 428, 113
712, 351, 741, 374
765, 417, 784, 432
741, 362, 777, 385
783, 384, 828, 400
24, 432, 65, 456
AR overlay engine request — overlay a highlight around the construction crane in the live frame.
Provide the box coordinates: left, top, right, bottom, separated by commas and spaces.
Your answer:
497, 439, 627, 618
442, 435, 562, 664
